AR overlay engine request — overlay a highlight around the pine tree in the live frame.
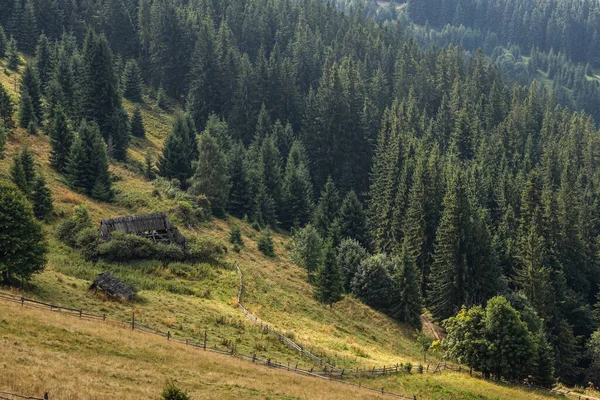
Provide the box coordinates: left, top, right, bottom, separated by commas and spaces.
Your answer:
254, 136, 283, 226
81, 30, 121, 142
292, 224, 324, 281
389, 238, 423, 327
0, 180, 46, 283
312, 177, 341, 238
30, 174, 53, 221
188, 130, 231, 214
10, 153, 27, 193
158, 113, 196, 188
0, 81, 13, 128
35, 34, 52, 92
18, 90, 35, 128
6, 36, 19, 70
108, 107, 130, 161
144, 149, 154, 180
0, 26, 6, 58
0, 121, 6, 159
428, 169, 470, 320
122, 60, 143, 102
48, 104, 73, 172
336, 190, 368, 249
226, 142, 252, 218
66, 121, 113, 200
19, 0, 37, 54
282, 140, 313, 229
337, 238, 369, 293
19, 64, 42, 124
130, 107, 145, 138
314, 239, 344, 307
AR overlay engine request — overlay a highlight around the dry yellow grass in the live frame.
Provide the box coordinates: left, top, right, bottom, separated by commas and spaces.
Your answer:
0, 302, 399, 400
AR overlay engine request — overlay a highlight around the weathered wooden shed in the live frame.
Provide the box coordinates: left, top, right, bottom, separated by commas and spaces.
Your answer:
98, 212, 186, 246
90, 272, 136, 301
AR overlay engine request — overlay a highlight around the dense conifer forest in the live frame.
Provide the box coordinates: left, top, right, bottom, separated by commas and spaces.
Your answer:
1, 0, 600, 388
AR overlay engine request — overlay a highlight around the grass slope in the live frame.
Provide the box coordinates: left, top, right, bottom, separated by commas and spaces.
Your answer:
0, 57, 562, 399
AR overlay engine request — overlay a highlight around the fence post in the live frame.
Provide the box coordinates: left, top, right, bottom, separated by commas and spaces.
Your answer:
21, 296, 24, 306
381, 388, 384, 394
131, 312, 135, 330
167, 331, 171, 341
252, 353, 256, 363
204, 331, 207, 350
186, 339, 188, 346
44, 393, 48, 400
103, 314, 106, 321
79, 309, 82, 319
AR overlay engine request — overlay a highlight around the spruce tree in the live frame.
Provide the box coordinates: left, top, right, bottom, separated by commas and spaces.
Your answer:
144, 149, 154, 180
188, 130, 231, 214
337, 238, 369, 293
0, 82, 13, 128
336, 190, 368, 249
0, 121, 6, 159
282, 140, 313, 229
0, 180, 46, 283
158, 113, 196, 188
315, 239, 344, 308
0, 26, 7, 58
48, 104, 72, 173
20, 63, 42, 123
226, 142, 252, 218
6, 36, 19, 70
19, 0, 37, 54
108, 107, 130, 161
253, 136, 283, 226
292, 224, 324, 282
31, 174, 53, 221
312, 177, 340, 238
18, 90, 35, 128
10, 153, 27, 193
389, 238, 423, 328
130, 107, 145, 138
35, 34, 52, 92
122, 60, 143, 102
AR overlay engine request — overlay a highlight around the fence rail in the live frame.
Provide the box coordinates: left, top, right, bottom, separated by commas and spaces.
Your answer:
0, 391, 47, 400
0, 290, 414, 399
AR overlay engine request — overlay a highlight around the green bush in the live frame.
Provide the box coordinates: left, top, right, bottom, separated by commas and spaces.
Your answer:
154, 242, 185, 262
96, 232, 157, 261
229, 225, 243, 245
160, 380, 189, 400
75, 227, 101, 260
257, 233, 275, 257
55, 219, 80, 246
186, 237, 226, 263
171, 200, 210, 228
404, 362, 412, 374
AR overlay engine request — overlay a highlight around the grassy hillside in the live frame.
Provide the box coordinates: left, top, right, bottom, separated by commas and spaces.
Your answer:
0, 57, 573, 399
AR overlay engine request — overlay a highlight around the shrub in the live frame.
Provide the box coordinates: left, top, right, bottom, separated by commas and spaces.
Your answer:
154, 243, 185, 262
55, 219, 80, 246
257, 233, 275, 257
96, 232, 157, 261
75, 227, 101, 260
251, 221, 261, 231
171, 200, 209, 228
229, 225, 243, 245
186, 237, 226, 263
160, 380, 189, 400
404, 363, 412, 374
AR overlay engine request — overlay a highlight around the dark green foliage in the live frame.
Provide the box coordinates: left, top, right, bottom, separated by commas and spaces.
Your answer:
292, 224, 324, 281
27, 121, 36, 135
0, 180, 46, 283
108, 107, 130, 162
158, 113, 196, 189
66, 121, 113, 201
229, 225, 243, 245
337, 238, 368, 293
6, 36, 19, 70
123, 60, 143, 102
55, 205, 93, 247
282, 140, 313, 229
226, 142, 252, 218
188, 130, 231, 214
336, 190, 368, 249
30, 175, 53, 221
35, 34, 52, 92
253, 136, 283, 227
130, 107, 145, 138
48, 104, 73, 172
257, 231, 275, 257
314, 239, 344, 307
18, 90, 35, 128
0, 26, 6, 58
0, 82, 13, 128
144, 149, 155, 180
19, 63, 42, 123
161, 380, 190, 400
10, 147, 35, 195
389, 239, 423, 328
0, 121, 6, 158
352, 254, 394, 310
311, 177, 340, 238
588, 330, 600, 387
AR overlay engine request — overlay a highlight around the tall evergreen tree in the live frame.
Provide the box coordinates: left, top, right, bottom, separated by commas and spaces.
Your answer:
312, 177, 341, 238
314, 239, 344, 307
188, 130, 231, 214
389, 238, 423, 327
158, 113, 196, 188
130, 107, 145, 138
282, 140, 313, 229
336, 190, 368, 248
19, 63, 42, 123
35, 34, 52, 92
31, 174, 53, 221
226, 142, 252, 218
48, 104, 72, 173
108, 107, 130, 161
122, 60, 143, 102
6, 36, 19, 70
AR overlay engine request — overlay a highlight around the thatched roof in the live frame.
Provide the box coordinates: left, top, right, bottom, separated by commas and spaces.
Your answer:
90, 272, 136, 300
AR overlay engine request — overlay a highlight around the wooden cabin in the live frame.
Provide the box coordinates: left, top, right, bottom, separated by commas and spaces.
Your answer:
90, 272, 136, 301
99, 212, 186, 246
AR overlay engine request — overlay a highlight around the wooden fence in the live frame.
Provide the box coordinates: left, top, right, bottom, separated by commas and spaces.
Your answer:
0, 290, 416, 399
0, 391, 47, 400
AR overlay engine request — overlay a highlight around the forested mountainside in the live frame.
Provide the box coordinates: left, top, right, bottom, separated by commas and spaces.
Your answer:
1, 0, 600, 391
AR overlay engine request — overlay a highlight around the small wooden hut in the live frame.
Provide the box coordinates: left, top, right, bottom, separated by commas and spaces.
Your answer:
90, 272, 136, 301
98, 212, 186, 246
